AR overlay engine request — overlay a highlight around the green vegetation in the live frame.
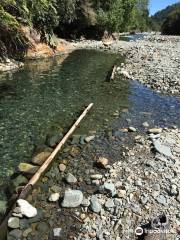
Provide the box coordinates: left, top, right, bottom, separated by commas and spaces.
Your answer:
0, 0, 150, 58
151, 3, 180, 31
162, 10, 180, 35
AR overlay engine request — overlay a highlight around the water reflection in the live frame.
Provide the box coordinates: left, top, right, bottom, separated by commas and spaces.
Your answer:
0, 50, 129, 183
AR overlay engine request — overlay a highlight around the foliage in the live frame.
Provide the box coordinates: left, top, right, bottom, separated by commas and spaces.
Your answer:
151, 3, 180, 31
162, 10, 180, 35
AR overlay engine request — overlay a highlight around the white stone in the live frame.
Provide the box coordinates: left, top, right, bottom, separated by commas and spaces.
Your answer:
17, 199, 37, 218
49, 193, 60, 202
53, 228, 62, 237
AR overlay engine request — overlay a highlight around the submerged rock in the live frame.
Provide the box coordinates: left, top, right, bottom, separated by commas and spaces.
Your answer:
32, 152, 51, 165
13, 175, 28, 188
18, 163, 39, 174
17, 199, 37, 218
8, 217, 20, 229
49, 193, 60, 202
61, 189, 83, 208
65, 173, 77, 184
46, 133, 63, 147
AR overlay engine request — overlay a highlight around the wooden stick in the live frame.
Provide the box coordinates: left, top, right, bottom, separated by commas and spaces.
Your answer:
21, 103, 93, 193
110, 65, 116, 81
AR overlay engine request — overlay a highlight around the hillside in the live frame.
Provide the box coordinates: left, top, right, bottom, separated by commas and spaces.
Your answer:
151, 2, 180, 30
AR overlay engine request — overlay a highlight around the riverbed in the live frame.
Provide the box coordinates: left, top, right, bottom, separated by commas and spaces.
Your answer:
1, 38, 180, 239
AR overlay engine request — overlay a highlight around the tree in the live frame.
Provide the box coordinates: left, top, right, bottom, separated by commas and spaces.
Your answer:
162, 10, 180, 35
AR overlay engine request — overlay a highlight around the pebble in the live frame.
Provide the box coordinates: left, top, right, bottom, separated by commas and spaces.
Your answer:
97, 157, 109, 168
104, 182, 117, 197
153, 140, 172, 157
148, 128, 162, 134
53, 228, 62, 237
65, 173, 77, 184
49, 193, 60, 202
90, 196, 102, 213
85, 135, 95, 143
59, 163, 66, 172
17, 199, 37, 218
156, 195, 167, 205
81, 198, 90, 207
61, 189, 83, 208
105, 199, 114, 208
8, 217, 20, 229
90, 174, 103, 180
128, 127, 137, 132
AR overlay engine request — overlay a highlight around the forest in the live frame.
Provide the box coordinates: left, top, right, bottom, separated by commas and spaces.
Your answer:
0, 0, 149, 58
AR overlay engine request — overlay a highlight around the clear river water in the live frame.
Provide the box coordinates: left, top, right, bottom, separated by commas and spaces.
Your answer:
0, 48, 180, 201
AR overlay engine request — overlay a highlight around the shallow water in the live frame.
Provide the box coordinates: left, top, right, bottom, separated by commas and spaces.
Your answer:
0, 49, 180, 192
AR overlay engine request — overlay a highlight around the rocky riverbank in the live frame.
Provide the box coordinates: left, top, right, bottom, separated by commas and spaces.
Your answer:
5, 122, 180, 239
73, 33, 180, 97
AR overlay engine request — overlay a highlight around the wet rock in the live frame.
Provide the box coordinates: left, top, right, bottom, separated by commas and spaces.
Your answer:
128, 127, 137, 132
17, 199, 37, 218
61, 189, 83, 208
49, 193, 60, 202
18, 163, 39, 174
9, 229, 22, 239
13, 175, 28, 188
8, 217, 20, 229
143, 122, 149, 127
19, 219, 30, 230
23, 228, 32, 237
32, 152, 51, 165
53, 228, 62, 237
97, 157, 109, 168
85, 136, 95, 143
90, 196, 102, 213
46, 133, 63, 147
104, 182, 117, 197
59, 163, 66, 172
153, 140, 172, 157
36, 222, 49, 233
65, 173, 77, 184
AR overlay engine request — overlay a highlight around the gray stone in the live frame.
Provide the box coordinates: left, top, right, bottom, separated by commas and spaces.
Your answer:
46, 133, 63, 147
65, 173, 77, 184
8, 217, 20, 229
128, 127, 137, 132
104, 182, 117, 197
170, 184, 178, 196
153, 140, 172, 157
9, 229, 22, 239
81, 198, 90, 207
19, 219, 30, 230
61, 189, 83, 208
156, 195, 167, 205
90, 196, 102, 213
13, 175, 28, 188
105, 199, 114, 208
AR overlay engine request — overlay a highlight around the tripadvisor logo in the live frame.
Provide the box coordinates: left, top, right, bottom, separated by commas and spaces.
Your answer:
135, 226, 172, 236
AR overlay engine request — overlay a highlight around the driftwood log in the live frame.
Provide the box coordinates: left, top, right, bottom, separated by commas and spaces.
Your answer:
0, 103, 93, 240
